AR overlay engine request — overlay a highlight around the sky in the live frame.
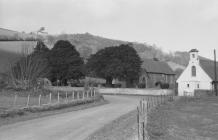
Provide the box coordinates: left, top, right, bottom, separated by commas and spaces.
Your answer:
0, 0, 218, 59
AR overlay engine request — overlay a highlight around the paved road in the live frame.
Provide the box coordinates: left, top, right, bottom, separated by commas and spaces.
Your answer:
0, 95, 141, 140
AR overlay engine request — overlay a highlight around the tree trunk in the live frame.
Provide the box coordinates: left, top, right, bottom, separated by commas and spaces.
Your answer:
106, 77, 113, 87
126, 79, 134, 88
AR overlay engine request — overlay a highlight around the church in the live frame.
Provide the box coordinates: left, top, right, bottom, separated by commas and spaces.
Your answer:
177, 49, 218, 96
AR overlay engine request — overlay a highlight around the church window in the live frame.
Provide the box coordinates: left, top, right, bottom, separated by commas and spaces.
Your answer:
142, 77, 145, 82
191, 66, 196, 77
187, 84, 189, 88
192, 54, 195, 58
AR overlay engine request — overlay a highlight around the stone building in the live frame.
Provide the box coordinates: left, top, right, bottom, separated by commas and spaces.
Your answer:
139, 59, 176, 88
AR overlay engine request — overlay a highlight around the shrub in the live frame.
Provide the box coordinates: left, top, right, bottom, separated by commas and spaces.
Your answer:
160, 83, 169, 89
138, 83, 146, 88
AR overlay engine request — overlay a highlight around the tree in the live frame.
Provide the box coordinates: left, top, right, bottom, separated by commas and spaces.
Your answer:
34, 41, 50, 53
48, 40, 84, 85
32, 41, 51, 78
86, 44, 142, 87
9, 44, 50, 90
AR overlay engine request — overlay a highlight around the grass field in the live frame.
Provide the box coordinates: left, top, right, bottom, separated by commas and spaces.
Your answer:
147, 96, 218, 140
0, 89, 92, 113
0, 94, 58, 112
86, 110, 138, 140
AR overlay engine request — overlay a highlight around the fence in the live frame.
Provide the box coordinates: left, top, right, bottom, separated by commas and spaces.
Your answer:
137, 95, 174, 140
0, 89, 97, 113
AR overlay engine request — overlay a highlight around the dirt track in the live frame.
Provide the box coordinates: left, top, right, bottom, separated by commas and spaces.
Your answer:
0, 95, 141, 140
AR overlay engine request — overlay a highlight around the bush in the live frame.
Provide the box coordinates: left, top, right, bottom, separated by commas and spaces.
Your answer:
138, 83, 146, 88
160, 83, 169, 89
155, 81, 162, 87
0, 80, 7, 90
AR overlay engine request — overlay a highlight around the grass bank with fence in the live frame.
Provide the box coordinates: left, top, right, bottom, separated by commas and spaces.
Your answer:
146, 95, 218, 140
136, 95, 175, 140
0, 87, 103, 119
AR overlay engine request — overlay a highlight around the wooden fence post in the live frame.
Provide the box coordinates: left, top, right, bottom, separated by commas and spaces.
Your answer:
164, 94, 166, 103
38, 94, 41, 106
160, 94, 162, 104
26, 94, 30, 107
72, 91, 74, 101
164, 94, 165, 103
77, 91, 79, 99
58, 92, 60, 103
137, 107, 140, 140
49, 93, 52, 104
13, 94, 17, 107
65, 92, 68, 102
93, 89, 96, 97
88, 90, 91, 97
142, 122, 145, 140
152, 96, 154, 108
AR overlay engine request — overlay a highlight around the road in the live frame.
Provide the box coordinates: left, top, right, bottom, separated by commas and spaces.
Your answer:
0, 95, 141, 140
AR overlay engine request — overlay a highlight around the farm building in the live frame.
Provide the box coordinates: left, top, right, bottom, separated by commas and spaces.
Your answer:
176, 49, 218, 96
139, 59, 176, 88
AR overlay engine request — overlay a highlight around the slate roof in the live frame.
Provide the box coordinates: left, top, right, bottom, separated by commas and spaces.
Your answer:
189, 49, 199, 52
200, 59, 218, 81
141, 59, 175, 75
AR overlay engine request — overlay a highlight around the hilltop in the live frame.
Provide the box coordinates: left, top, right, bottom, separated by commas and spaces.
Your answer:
0, 27, 190, 69
45, 33, 190, 66
0, 28, 36, 41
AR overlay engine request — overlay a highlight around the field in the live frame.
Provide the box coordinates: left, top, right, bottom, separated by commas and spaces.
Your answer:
0, 88, 95, 114
0, 88, 105, 127
86, 110, 138, 140
147, 96, 218, 140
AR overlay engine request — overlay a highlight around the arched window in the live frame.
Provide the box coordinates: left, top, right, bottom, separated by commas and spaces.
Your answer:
191, 66, 196, 77
142, 77, 145, 82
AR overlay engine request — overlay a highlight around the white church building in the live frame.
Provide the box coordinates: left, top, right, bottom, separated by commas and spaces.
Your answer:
177, 49, 218, 96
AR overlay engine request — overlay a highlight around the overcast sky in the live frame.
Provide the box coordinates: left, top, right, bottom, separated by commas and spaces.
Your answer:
0, 0, 218, 59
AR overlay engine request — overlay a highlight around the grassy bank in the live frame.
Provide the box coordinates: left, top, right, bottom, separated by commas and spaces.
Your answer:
86, 110, 138, 140
0, 95, 107, 127
147, 96, 218, 140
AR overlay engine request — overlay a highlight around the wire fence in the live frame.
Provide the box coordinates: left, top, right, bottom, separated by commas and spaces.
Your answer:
137, 94, 174, 140
0, 89, 97, 113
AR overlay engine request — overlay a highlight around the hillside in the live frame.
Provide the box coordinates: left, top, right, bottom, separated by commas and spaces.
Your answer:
0, 28, 36, 41
0, 27, 190, 66
45, 33, 190, 66
0, 49, 21, 73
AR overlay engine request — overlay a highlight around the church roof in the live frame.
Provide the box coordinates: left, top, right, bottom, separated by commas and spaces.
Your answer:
200, 59, 218, 81
141, 59, 175, 75
189, 49, 199, 52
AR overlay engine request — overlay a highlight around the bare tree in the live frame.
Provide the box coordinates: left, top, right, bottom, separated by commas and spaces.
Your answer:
9, 45, 49, 90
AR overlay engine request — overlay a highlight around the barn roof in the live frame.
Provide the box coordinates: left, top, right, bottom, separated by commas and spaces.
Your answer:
141, 59, 175, 75
200, 59, 218, 81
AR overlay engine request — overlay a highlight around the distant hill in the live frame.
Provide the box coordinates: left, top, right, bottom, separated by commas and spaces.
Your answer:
0, 28, 36, 41
46, 33, 156, 60
45, 33, 191, 66
167, 61, 186, 71
0, 27, 192, 69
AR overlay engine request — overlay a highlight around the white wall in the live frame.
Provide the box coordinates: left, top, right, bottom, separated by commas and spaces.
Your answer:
177, 51, 212, 96
98, 88, 174, 96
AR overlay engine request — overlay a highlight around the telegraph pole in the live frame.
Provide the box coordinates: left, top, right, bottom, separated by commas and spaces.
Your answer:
214, 49, 217, 96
